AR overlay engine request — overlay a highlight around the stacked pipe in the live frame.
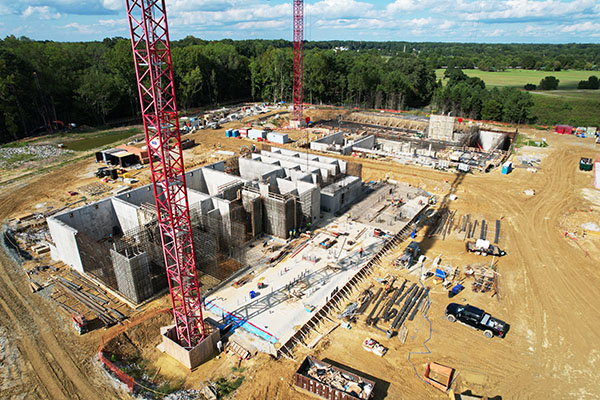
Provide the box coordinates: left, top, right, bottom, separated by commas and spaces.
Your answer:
56, 279, 122, 326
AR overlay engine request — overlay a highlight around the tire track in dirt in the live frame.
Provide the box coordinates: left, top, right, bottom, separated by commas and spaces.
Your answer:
0, 248, 131, 400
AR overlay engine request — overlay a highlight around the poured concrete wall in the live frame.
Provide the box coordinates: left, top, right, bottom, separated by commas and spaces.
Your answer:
160, 322, 221, 369
263, 195, 296, 238
53, 198, 117, 241
239, 157, 284, 181
115, 185, 155, 207
203, 168, 243, 197
353, 135, 376, 150
262, 150, 339, 183
47, 217, 83, 272
479, 130, 506, 152
320, 176, 362, 214
185, 168, 208, 194
111, 198, 140, 233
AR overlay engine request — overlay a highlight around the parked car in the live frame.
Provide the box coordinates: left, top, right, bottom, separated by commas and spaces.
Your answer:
445, 303, 509, 338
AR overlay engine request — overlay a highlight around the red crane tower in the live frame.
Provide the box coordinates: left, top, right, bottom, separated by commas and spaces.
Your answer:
292, 0, 304, 122
125, 0, 204, 349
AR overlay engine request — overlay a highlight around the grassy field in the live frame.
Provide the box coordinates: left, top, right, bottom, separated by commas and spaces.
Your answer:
435, 69, 597, 89
63, 128, 142, 151
435, 69, 600, 127
530, 90, 600, 127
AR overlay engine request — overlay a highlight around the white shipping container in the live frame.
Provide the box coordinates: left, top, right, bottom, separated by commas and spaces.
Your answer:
267, 132, 288, 144
248, 129, 266, 139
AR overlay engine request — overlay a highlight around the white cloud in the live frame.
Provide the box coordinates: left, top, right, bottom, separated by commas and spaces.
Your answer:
98, 18, 126, 27
235, 20, 286, 30
102, 0, 121, 11
489, 28, 505, 36
64, 22, 98, 34
439, 20, 455, 30
560, 21, 600, 33
461, 0, 597, 22
22, 6, 61, 20
307, 0, 376, 19
386, 0, 435, 14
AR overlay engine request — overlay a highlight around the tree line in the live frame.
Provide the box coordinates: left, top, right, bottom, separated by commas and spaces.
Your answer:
3, 36, 596, 144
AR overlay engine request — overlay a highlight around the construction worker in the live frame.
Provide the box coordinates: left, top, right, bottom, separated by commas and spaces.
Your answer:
359, 247, 364, 258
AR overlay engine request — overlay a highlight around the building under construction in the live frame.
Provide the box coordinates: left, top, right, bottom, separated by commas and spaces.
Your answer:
47, 148, 364, 305
313, 113, 514, 172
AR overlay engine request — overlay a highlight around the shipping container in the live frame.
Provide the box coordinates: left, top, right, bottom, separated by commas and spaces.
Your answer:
267, 131, 289, 144
555, 125, 574, 135
248, 129, 267, 140
293, 356, 375, 400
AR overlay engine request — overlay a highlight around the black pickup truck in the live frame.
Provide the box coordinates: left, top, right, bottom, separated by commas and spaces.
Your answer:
445, 303, 509, 338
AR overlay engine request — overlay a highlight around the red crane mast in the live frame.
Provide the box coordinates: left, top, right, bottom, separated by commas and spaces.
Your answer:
292, 0, 304, 122
125, 0, 204, 349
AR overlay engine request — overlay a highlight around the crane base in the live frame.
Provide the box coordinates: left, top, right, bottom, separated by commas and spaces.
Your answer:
158, 320, 221, 370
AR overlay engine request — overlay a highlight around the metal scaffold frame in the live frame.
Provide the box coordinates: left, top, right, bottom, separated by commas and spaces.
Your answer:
125, 0, 204, 349
292, 0, 304, 122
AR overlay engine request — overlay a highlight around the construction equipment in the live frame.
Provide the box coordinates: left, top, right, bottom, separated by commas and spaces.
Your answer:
125, 0, 204, 348
292, 0, 304, 122
71, 313, 88, 335
466, 239, 506, 256
395, 241, 421, 268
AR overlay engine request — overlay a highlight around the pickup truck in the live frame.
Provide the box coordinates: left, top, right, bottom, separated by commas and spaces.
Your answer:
445, 303, 509, 338
465, 239, 506, 256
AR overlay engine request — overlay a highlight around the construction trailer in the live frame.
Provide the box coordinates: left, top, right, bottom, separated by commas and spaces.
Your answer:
294, 356, 375, 400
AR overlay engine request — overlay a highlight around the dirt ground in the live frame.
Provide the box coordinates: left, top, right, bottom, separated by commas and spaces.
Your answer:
1, 114, 599, 399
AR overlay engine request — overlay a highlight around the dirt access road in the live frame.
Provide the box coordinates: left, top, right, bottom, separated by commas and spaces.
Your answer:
0, 173, 132, 399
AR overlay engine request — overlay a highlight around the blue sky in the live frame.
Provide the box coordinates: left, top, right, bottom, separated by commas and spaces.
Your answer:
1, 0, 599, 43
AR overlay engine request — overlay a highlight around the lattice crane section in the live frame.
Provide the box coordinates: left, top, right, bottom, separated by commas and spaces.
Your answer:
292, 0, 304, 122
125, 0, 204, 349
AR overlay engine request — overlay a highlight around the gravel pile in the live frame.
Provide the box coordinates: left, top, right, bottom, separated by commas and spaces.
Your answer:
0, 145, 74, 168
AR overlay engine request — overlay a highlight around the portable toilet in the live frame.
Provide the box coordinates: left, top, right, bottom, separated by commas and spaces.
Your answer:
501, 161, 513, 174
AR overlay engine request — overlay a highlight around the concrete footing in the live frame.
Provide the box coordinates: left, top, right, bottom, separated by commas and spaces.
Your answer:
158, 321, 221, 370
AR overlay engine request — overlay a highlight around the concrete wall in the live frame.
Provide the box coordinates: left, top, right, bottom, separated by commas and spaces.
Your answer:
111, 198, 140, 233
241, 190, 263, 237
310, 132, 344, 153
262, 150, 339, 183
428, 115, 455, 141
185, 168, 208, 194
115, 185, 155, 207
202, 168, 243, 197
53, 198, 118, 241
263, 195, 295, 238
479, 130, 506, 152
353, 135, 376, 150
160, 322, 221, 369
238, 157, 285, 182
320, 176, 362, 214
47, 217, 83, 272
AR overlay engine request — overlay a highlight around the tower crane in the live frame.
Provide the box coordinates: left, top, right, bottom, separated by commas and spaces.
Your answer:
124, 0, 204, 349
292, 0, 304, 123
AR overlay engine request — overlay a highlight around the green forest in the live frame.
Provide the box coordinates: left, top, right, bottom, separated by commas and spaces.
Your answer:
1, 36, 599, 144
